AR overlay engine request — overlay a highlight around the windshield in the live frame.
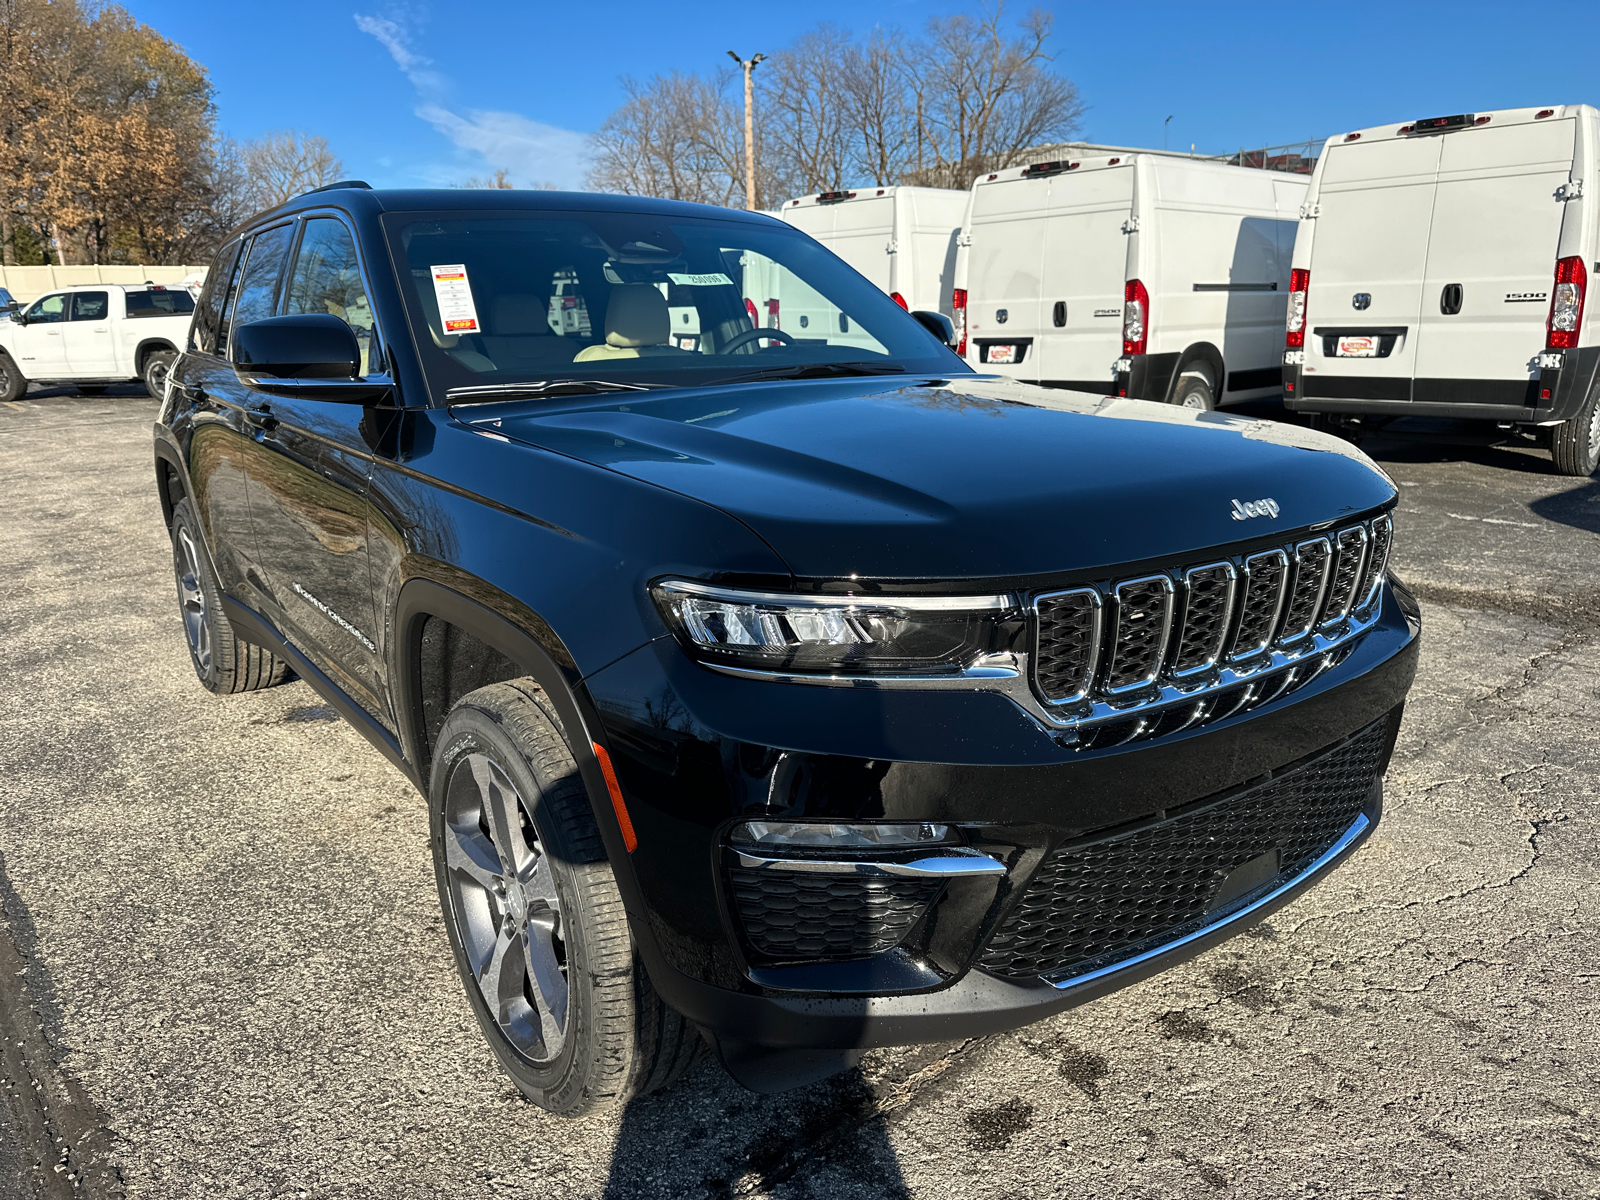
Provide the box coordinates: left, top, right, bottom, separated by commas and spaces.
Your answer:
382, 209, 965, 399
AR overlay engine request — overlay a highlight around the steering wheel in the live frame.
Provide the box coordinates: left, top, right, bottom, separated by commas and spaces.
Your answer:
720, 327, 796, 355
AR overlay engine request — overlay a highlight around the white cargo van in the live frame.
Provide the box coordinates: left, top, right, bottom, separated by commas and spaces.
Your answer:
779, 186, 967, 316
1282, 105, 1600, 474
954, 154, 1307, 408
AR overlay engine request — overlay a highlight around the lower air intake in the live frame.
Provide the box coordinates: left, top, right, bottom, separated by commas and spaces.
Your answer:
728, 868, 940, 963
977, 718, 1390, 981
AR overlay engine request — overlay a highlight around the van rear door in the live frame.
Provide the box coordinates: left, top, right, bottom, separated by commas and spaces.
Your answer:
1035, 163, 1134, 391
1302, 135, 1441, 402
963, 175, 1050, 377
1411, 117, 1576, 404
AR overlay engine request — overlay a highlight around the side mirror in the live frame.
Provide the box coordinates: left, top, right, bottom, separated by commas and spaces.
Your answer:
233, 313, 390, 402
911, 309, 956, 350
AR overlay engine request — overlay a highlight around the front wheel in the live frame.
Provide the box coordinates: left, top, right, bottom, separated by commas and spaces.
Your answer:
1550, 384, 1600, 476
0, 350, 25, 403
143, 350, 176, 399
430, 681, 703, 1117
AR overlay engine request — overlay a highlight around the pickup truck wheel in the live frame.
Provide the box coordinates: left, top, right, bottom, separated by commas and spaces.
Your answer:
168, 498, 293, 693
430, 681, 703, 1117
1170, 367, 1216, 410
0, 350, 24, 403
143, 351, 176, 399
1550, 384, 1600, 476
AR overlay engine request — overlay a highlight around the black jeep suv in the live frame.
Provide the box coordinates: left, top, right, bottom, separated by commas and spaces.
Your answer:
153, 184, 1419, 1115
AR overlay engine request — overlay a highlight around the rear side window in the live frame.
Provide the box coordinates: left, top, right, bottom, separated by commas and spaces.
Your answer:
227, 223, 296, 350
193, 241, 241, 353
69, 291, 109, 321
215, 243, 250, 351
125, 288, 196, 319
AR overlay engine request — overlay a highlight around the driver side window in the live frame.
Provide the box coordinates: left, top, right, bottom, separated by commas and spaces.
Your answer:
25, 294, 66, 324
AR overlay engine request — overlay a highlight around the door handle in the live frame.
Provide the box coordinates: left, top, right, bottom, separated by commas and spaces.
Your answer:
1052, 300, 1067, 327
244, 405, 279, 433
1440, 283, 1464, 315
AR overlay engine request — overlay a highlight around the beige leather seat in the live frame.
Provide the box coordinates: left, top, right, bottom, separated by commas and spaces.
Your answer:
573, 284, 693, 362
479, 294, 576, 371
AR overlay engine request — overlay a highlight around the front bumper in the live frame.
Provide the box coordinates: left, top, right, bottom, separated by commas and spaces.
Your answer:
581, 583, 1419, 1090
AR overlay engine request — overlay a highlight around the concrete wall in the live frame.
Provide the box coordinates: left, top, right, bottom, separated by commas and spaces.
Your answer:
0, 265, 207, 305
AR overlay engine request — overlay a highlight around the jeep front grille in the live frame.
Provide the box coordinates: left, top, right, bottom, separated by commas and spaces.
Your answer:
977, 717, 1390, 982
1030, 513, 1392, 747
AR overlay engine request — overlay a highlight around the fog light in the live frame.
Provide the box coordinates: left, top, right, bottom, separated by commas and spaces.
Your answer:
730, 821, 952, 849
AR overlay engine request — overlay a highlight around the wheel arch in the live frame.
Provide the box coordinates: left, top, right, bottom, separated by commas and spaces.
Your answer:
134, 338, 179, 374
153, 440, 188, 531
392, 575, 637, 869
1164, 341, 1225, 403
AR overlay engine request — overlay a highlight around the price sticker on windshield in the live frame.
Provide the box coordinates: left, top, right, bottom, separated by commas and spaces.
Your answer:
667, 272, 734, 287
430, 264, 481, 334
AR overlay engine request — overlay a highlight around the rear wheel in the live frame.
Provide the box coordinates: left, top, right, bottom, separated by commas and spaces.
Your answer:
1550, 384, 1600, 476
169, 498, 293, 693
143, 350, 176, 399
430, 681, 703, 1117
0, 350, 25, 403
1170, 367, 1216, 410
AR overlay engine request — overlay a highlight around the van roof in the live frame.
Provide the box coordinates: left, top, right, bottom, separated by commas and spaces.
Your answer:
782, 185, 960, 209
1328, 104, 1592, 149
970, 152, 1272, 189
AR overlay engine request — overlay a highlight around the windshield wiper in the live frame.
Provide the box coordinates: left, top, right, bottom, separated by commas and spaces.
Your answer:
446, 380, 655, 403
720, 361, 908, 385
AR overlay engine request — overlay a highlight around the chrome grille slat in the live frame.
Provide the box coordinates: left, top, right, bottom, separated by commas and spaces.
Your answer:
1278, 538, 1332, 643
1172, 562, 1236, 676
1033, 588, 1102, 704
1320, 526, 1368, 628
1103, 576, 1175, 693
1027, 512, 1394, 749
1229, 550, 1289, 660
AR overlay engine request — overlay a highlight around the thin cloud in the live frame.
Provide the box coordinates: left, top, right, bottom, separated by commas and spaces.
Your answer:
354, 11, 592, 188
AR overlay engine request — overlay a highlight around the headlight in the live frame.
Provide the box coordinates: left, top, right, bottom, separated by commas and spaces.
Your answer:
651, 580, 1023, 677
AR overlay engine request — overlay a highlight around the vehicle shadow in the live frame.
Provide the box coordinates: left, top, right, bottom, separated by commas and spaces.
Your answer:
1527, 478, 1600, 534
599, 1057, 911, 1199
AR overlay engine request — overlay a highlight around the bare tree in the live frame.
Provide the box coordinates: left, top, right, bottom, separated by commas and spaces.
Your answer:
587, 72, 743, 207
239, 130, 344, 209
758, 26, 853, 196
460, 168, 514, 189
841, 29, 915, 188
909, 5, 1084, 189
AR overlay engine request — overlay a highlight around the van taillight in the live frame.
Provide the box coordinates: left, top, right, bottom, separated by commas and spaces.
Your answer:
1548, 256, 1586, 349
1286, 268, 1310, 348
1122, 280, 1148, 356
952, 288, 968, 357
766, 299, 780, 329
890, 291, 908, 310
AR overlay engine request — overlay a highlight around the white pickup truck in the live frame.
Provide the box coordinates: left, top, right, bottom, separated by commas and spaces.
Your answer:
0, 283, 195, 401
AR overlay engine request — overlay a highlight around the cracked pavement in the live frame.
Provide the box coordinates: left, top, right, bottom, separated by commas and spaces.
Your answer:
0, 393, 1596, 1199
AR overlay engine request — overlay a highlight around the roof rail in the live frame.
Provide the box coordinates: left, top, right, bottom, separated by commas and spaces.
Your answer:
302, 179, 373, 196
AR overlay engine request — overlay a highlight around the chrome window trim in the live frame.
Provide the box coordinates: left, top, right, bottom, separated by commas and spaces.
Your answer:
1229, 549, 1289, 661
1043, 811, 1370, 990
1171, 561, 1238, 678
1031, 586, 1102, 705
1102, 574, 1175, 695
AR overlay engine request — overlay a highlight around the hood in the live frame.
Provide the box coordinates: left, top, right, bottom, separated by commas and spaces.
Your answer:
463, 376, 1396, 582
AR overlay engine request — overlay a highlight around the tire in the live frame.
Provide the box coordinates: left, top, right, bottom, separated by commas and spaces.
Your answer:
142, 350, 176, 399
168, 498, 293, 693
1550, 384, 1600, 476
429, 681, 704, 1117
76, 384, 109, 395
0, 350, 25, 403
1169, 367, 1216, 410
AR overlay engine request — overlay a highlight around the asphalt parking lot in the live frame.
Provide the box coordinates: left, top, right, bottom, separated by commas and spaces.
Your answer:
1, 386, 1597, 1200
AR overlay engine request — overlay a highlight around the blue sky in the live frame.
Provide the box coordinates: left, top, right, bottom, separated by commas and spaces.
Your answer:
128, 0, 1600, 192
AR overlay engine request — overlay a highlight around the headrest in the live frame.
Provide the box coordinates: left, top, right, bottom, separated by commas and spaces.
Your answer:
491, 294, 548, 336
604, 284, 669, 348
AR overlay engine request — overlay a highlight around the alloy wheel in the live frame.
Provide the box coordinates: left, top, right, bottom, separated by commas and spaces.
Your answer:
173, 526, 211, 673
147, 359, 170, 398
442, 753, 569, 1063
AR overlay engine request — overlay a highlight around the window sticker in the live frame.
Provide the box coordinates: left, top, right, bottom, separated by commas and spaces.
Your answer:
667, 272, 733, 287
430, 264, 481, 334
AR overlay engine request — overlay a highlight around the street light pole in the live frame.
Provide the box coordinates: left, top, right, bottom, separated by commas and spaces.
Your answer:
727, 50, 765, 210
